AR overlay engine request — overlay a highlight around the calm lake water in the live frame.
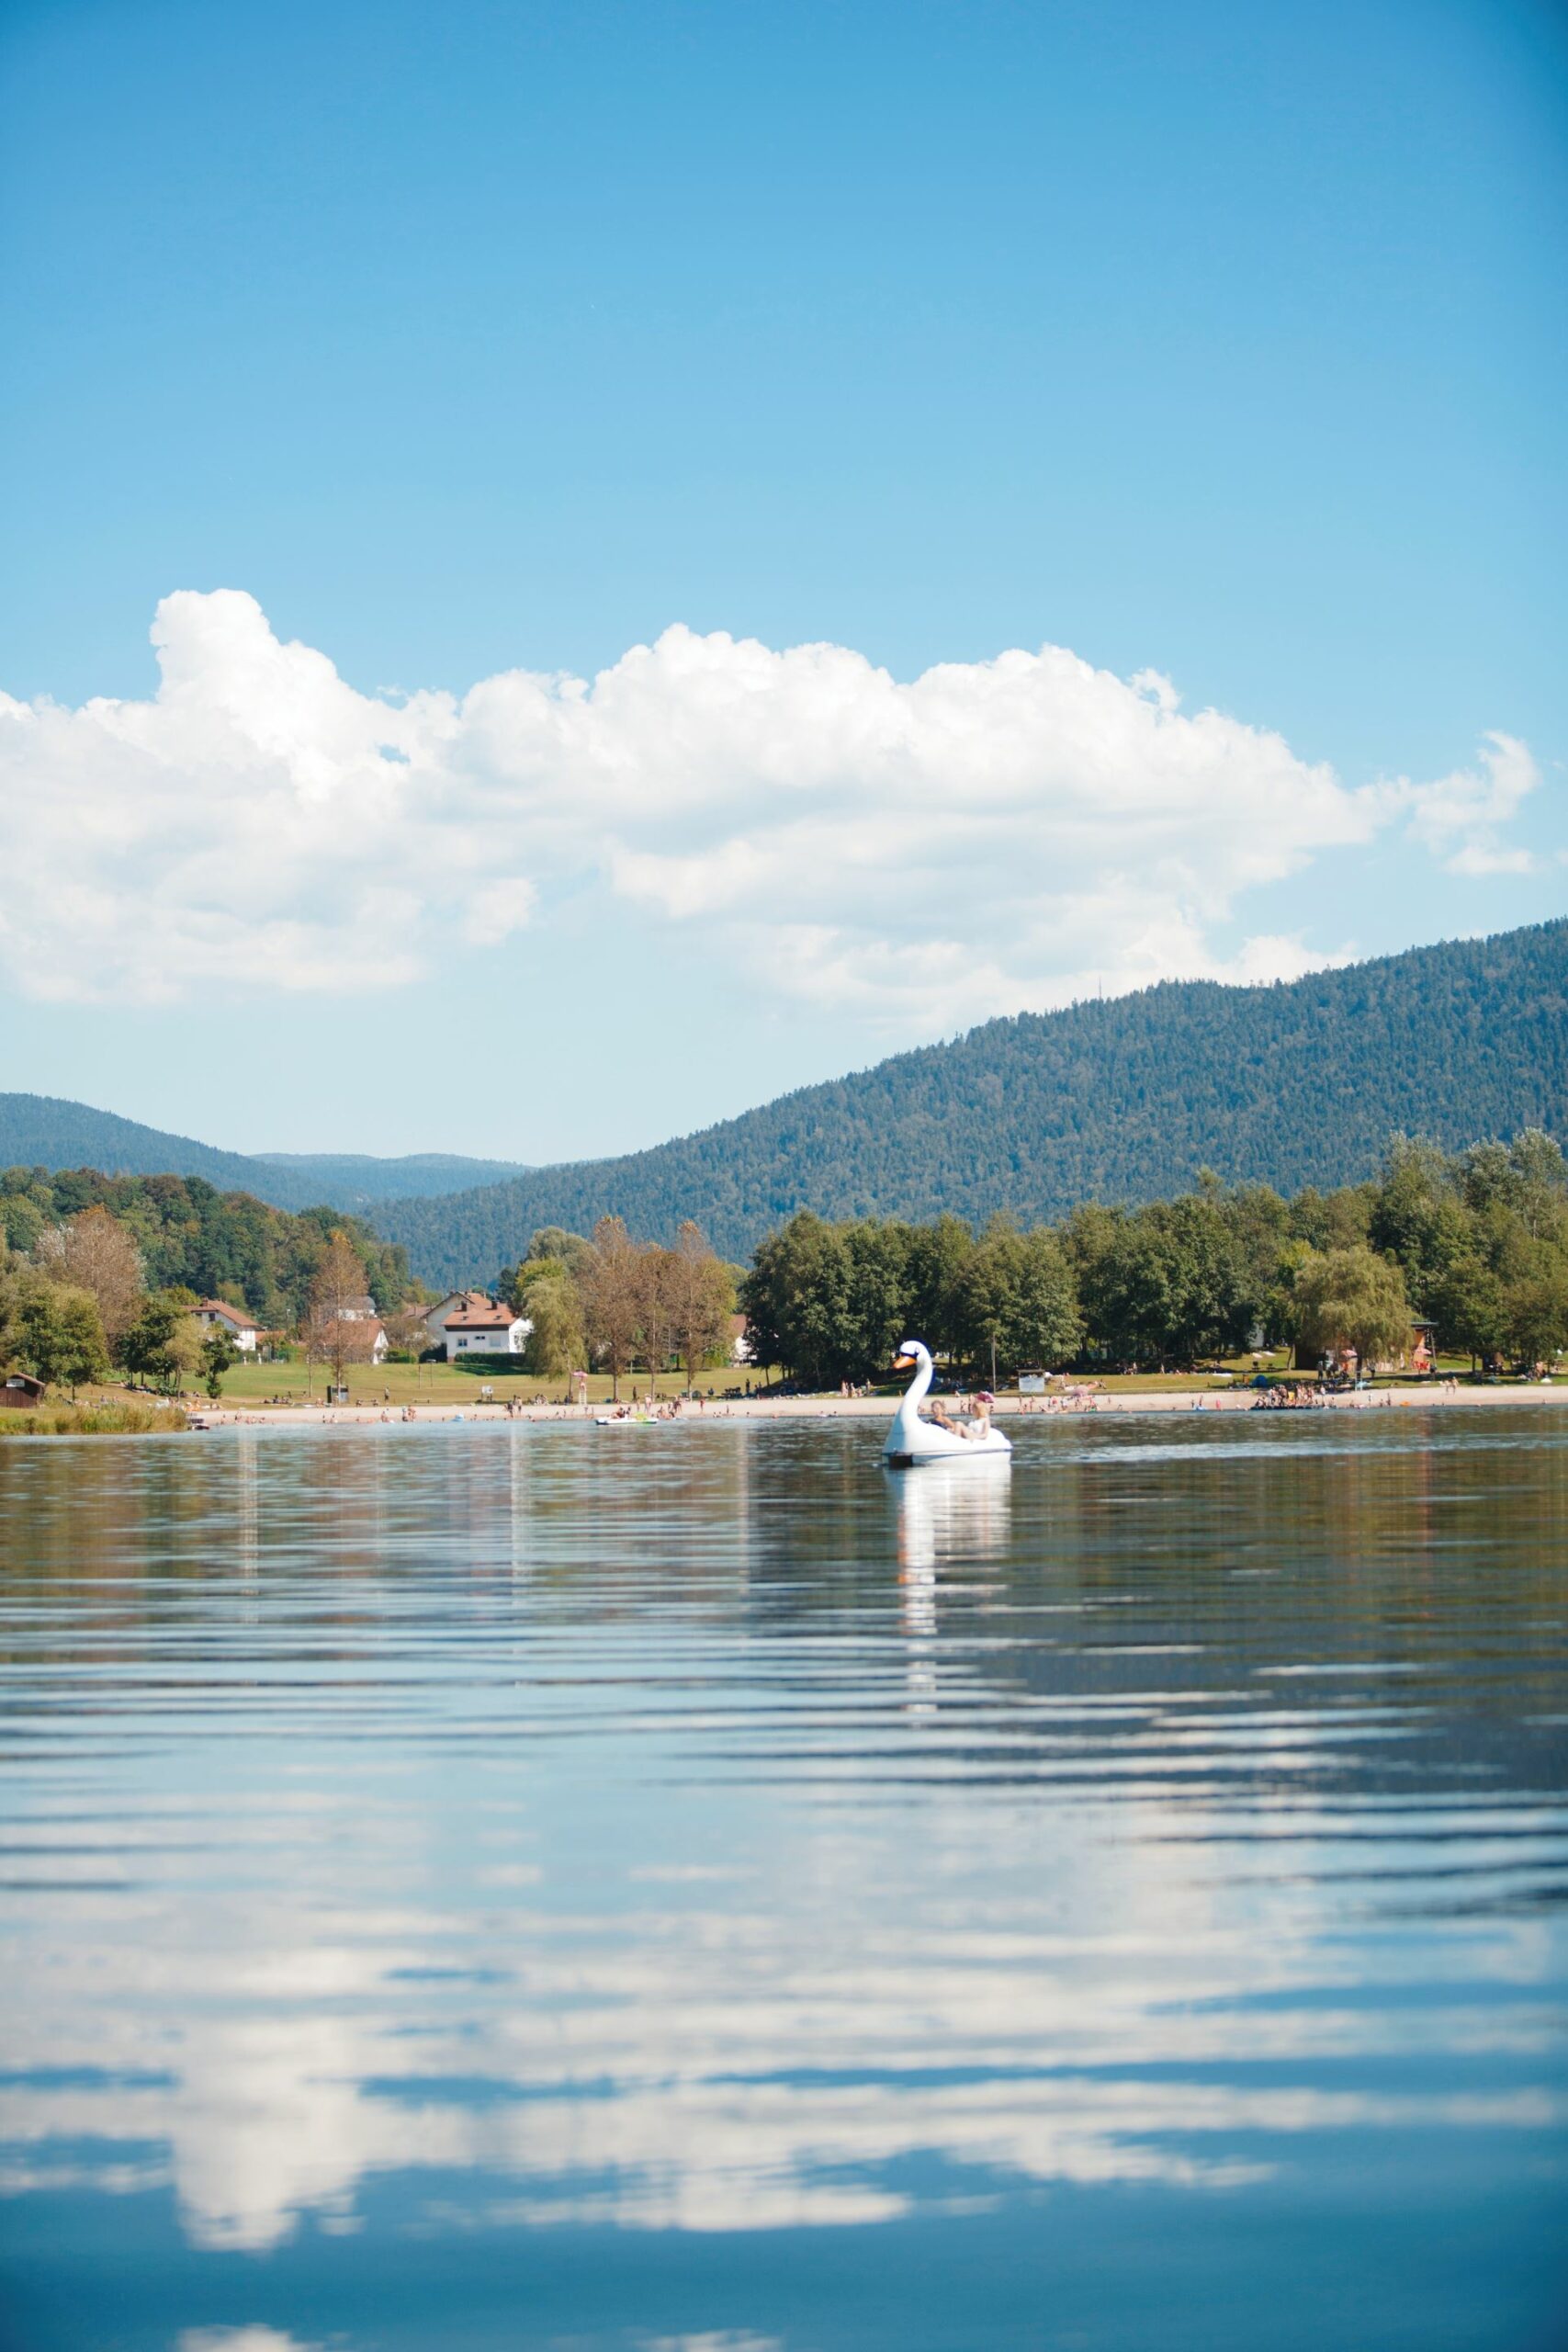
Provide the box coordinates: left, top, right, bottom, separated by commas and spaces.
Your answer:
1, 1412, 1565, 2352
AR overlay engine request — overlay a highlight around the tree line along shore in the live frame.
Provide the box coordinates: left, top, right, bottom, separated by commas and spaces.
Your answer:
2, 1129, 1566, 1430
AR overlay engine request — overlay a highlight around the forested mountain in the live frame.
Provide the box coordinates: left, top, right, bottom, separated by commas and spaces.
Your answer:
376, 922, 1568, 1286
0, 1094, 526, 1212
251, 1149, 531, 1204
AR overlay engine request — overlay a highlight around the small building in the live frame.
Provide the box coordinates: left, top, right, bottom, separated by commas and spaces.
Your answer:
191, 1300, 260, 1354
728, 1314, 754, 1365
1, 1372, 47, 1408
425, 1294, 528, 1359
423, 1292, 491, 1348
446, 1304, 527, 1358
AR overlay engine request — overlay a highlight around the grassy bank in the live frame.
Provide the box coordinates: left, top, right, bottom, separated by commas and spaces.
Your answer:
0, 1398, 189, 1436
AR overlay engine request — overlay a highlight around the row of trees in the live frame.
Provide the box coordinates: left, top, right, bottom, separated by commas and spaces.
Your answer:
736, 1132, 1568, 1384
498, 1219, 737, 1396
0, 1164, 409, 1328
0, 1210, 397, 1398
6, 1127, 1565, 1398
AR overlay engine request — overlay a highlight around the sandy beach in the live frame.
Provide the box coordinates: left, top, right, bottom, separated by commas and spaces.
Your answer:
189, 1382, 1568, 1430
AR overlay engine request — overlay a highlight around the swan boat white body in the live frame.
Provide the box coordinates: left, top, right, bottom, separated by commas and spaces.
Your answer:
883, 1340, 1013, 1467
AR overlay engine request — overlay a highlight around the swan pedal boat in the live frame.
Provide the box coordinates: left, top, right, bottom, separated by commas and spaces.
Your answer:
884, 1340, 1012, 1468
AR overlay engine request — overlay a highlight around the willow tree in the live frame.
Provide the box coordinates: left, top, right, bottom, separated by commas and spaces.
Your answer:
1292, 1247, 1411, 1371
518, 1265, 586, 1377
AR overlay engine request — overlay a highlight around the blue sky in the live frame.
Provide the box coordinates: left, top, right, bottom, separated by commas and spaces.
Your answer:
2, 0, 1564, 1161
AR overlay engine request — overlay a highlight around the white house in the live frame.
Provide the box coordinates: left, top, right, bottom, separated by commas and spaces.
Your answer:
191, 1299, 260, 1353
423, 1291, 486, 1346
423, 1292, 528, 1358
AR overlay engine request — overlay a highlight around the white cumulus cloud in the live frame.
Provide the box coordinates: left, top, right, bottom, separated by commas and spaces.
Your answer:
0, 591, 1536, 1020
1383, 730, 1540, 878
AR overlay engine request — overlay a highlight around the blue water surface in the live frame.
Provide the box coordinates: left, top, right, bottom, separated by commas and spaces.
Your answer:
0, 1410, 1564, 2351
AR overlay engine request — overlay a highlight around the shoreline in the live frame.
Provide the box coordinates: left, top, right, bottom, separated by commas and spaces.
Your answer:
186, 1383, 1568, 1430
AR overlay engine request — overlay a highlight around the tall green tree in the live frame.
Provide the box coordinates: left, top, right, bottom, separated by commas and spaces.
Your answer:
953, 1219, 1079, 1376
14, 1280, 110, 1395
1369, 1135, 1469, 1308
122, 1295, 202, 1392
903, 1215, 976, 1363
1424, 1251, 1506, 1366
201, 1327, 240, 1399
1502, 1257, 1568, 1370
1072, 1196, 1250, 1366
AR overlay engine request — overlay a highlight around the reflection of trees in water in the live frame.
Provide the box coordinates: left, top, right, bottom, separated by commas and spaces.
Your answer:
937, 1419, 1568, 1804
4, 1415, 1563, 1782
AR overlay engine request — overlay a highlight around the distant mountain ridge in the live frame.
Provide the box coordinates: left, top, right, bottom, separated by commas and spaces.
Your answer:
372, 921, 1568, 1285
0, 1095, 527, 1214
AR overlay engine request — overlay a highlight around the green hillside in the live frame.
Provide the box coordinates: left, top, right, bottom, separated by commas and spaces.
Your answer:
374, 921, 1568, 1286
0, 1094, 526, 1213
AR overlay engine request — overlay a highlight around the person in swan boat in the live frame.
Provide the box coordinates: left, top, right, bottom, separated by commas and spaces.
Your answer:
930, 1388, 994, 1440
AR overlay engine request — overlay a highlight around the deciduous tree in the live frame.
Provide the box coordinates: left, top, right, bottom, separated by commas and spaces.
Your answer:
954, 1220, 1080, 1377
33, 1206, 145, 1349
201, 1327, 239, 1399
307, 1231, 378, 1389
667, 1222, 735, 1385
581, 1216, 642, 1401
13, 1278, 111, 1395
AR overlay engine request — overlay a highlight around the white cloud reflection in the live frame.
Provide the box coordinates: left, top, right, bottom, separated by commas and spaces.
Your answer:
2, 1789, 1556, 2251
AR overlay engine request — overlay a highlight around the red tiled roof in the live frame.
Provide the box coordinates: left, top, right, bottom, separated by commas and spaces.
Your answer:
446, 1308, 517, 1330
194, 1298, 258, 1329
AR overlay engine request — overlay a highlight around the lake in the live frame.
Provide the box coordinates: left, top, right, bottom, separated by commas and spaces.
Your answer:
1, 1411, 1564, 2351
